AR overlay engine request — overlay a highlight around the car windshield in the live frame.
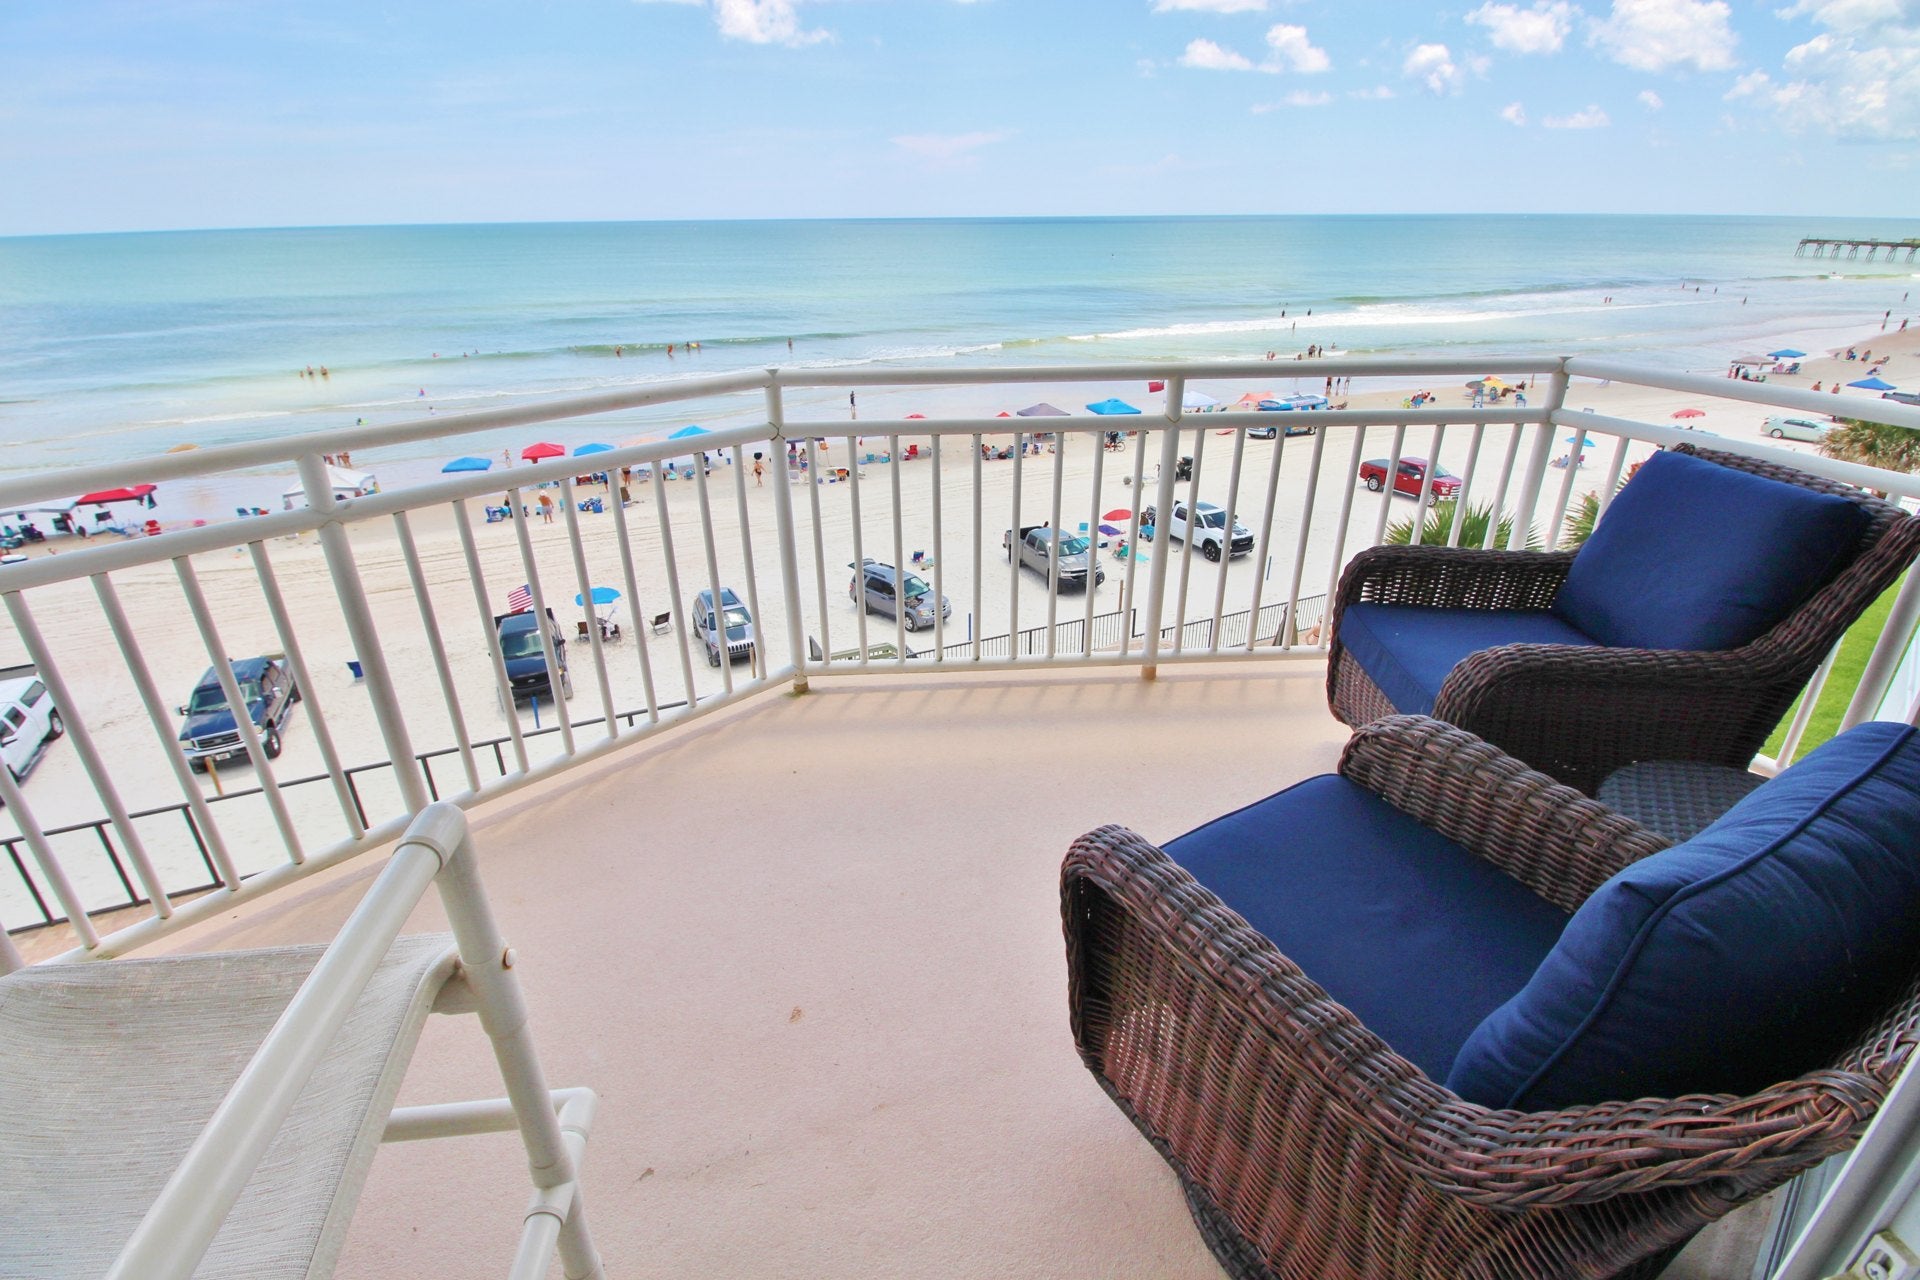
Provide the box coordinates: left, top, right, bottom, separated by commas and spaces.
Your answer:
723, 608, 751, 628
1197, 509, 1227, 528
187, 680, 260, 713
901, 574, 931, 600
1053, 535, 1090, 555
501, 629, 544, 659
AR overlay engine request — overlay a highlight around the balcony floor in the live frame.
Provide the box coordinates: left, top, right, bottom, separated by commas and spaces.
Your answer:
154, 659, 1761, 1278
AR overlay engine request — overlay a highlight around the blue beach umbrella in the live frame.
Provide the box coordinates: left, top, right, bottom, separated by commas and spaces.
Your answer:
1769, 348, 1807, 359
441, 456, 493, 473
1565, 433, 1597, 447
573, 442, 614, 456
1086, 398, 1141, 415
1849, 375, 1897, 391
574, 587, 621, 607
669, 425, 710, 440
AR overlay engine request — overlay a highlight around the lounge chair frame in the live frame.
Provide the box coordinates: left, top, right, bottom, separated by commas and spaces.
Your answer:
15, 803, 606, 1280
1062, 715, 1920, 1280
1326, 444, 1920, 792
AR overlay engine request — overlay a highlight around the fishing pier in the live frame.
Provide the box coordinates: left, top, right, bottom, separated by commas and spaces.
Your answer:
1797, 236, 1920, 263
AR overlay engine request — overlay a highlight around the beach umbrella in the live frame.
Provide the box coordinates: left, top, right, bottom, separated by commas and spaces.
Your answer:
521, 441, 566, 461
995, 411, 1012, 418
1769, 348, 1807, 359
1182, 390, 1219, 411
1480, 376, 1511, 391
1015, 403, 1069, 417
1103, 508, 1134, 522
1849, 375, 1897, 391
573, 442, 614, 456
442, 455, 494, 473
1671, 408, 1707, 419
1086, 398, 1141, 415
574, 587, 621, 607
668, 425, 710, 440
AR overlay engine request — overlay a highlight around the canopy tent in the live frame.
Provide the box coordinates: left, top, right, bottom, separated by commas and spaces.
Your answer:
281, 466, 379, 506
1769, 348, 1807, 359
572, 443, 614, 456
1182, 390, 1219, 411
1015, 403, 1069, 417
1086, 398, 1141, 415
1850, 375, 1898, 391
75, 484, 158, 507
442, 456, 494, 473
520, 442, 566, 461
668, 425, 711, 440
1230, 392, 1275, 411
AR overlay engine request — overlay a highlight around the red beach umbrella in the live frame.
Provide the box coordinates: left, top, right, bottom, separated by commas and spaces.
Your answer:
1103, 508, 1135, 522
521, 441, 567, 461
1671, 408, 1706, 420
995, 411, 1012, 418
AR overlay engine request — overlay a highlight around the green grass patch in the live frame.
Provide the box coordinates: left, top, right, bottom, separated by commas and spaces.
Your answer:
1763, 571, 1910, 759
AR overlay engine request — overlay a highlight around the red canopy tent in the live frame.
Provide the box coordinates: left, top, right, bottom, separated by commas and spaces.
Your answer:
521, 442, 567, 461
76, 484, 157, 506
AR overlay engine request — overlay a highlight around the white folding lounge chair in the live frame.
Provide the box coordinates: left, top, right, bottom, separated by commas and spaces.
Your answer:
0, 803, 604, 1280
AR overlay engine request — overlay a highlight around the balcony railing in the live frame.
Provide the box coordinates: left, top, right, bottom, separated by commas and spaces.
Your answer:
3, 356, 1919, 964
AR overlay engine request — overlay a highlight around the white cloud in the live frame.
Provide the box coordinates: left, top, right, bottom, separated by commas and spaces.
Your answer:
1349, 84, 1397, 99
1733, 0, 1920, 139
1588, 0, 1737, 72
1466, 2, 1578, 54
1264, 24, 1331, 73
1179, 37, 1255, 70
1544, 104, 1611, 126
891, 130, 1013, 162
1284, 88, 1333, 105
1152, 0, 1269, 10
1403, 43, 1465, 93
1501, 100, 1529, 123
711, 0, 831, 46
1638, 88, 1664, 109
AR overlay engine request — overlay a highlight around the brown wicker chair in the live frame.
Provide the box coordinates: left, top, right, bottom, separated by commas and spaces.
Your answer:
1327, 445, 1920, 793
1062, 715, 1920, 1280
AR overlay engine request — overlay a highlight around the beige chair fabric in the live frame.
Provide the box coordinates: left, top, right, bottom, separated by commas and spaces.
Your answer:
0, 934, 456, 1279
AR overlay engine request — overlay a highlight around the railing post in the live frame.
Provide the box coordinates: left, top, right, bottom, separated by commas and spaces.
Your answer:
1842, 569, 1920, 731
1140, 375, 1186, 680
300, 453, 429, 812
765, 375, 810, 694
1507, 364, 1569, 549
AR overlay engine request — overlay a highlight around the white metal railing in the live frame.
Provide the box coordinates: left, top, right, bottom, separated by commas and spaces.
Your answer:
3, 356, 1920, 963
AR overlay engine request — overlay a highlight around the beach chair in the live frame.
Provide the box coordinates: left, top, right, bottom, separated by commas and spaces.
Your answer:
1064, 715, 1920, 1280
649, 610, 672, 635
0, 803, 603, 1280
1329, 445, 1920, 791
576, 619, 592, 642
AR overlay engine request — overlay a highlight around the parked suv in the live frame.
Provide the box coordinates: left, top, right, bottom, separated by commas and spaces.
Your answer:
850, 559, 952, 632
494, 610, 572, 705
177, 656, 300, 769
692, 587, 756, 666
0, 676, 62, 783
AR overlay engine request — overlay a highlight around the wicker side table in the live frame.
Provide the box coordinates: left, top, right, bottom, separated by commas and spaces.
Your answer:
1595, 761, 1767, 844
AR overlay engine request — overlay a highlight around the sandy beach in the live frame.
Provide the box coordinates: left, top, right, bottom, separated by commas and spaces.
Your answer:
3, 323, 1917, 928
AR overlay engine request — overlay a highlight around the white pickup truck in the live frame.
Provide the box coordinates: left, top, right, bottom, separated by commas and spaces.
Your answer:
1141, 500, 1256, 562
0, 676, 63, 783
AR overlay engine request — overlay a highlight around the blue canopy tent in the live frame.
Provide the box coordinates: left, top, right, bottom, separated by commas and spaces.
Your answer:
573, 443, 614, 456
1769, 348, 1807, 359
668, 425, 710, 439
1086, 398, 1142, 415
442, 456, 494, 473
1850, 376, 1898, 391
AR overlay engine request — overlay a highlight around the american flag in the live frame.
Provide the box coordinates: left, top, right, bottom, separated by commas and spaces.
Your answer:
507, 583, 533, 614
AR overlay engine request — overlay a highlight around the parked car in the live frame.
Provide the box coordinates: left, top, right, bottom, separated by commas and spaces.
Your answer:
176, 656, 300, 769
1762, 416, 1831, 443
1248, 396, 1325, 440
1883, 391, 1920, 407
0, 676, 62, 782
1140, 500, 1256, 561
692, 586, 756, 667
850, 559, 952, 632
494, 610, 571, 705
1004, 525, 1106, 590
1358, 457, 1461, 499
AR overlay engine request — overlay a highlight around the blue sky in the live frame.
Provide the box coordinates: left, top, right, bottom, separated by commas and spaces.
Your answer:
1, 0, 1915, 234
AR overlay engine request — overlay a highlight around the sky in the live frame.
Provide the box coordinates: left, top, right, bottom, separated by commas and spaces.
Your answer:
1, 0, 1916, 235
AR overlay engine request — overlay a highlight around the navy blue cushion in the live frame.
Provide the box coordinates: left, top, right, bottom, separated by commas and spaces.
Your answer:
1448, 722, 1920, 1111
1551, 450, 1869, 651
1167, 775, 1570, 1081
1339, 604, 1598, 717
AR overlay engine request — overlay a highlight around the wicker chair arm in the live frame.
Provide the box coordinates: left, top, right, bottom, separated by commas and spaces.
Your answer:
1337, 715, 1668, 912
1336, 545, 1576, 614
1063, 823, 1892, 1213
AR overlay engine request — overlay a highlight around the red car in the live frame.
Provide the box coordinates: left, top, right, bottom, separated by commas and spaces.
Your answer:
1358, 456, 1461, 499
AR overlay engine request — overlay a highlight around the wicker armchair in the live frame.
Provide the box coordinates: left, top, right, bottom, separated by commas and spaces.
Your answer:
1062, 715, 1920, 1280
1327, 445, 1920, 792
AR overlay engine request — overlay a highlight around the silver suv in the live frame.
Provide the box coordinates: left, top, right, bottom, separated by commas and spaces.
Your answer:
849, 559, 952, 632
692, 587, 756, 667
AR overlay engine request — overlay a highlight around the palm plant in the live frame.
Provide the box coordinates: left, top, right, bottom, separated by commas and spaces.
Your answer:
1384, 499, 1539, 550
1821, 418, 1920, 493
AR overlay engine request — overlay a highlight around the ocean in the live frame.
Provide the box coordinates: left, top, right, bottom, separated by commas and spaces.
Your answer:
1, 214, 1915, 494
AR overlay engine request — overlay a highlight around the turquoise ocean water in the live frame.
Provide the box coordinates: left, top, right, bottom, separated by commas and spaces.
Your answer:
1, 215, 1915, 490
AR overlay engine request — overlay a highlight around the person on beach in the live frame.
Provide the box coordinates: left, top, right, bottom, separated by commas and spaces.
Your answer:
752, 457, 765, 486
538, 493, 554, 523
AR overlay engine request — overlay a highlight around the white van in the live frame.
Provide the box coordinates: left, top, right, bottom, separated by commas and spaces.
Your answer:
0, 676, 63, 782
